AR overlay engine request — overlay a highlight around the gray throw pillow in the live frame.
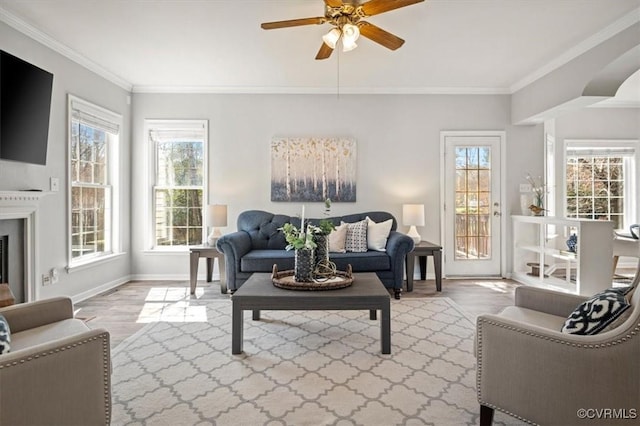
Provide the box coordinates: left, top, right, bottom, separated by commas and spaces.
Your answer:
342, 219, 368, 253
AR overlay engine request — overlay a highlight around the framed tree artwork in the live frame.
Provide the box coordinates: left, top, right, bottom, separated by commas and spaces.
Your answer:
271, 137, 357, 202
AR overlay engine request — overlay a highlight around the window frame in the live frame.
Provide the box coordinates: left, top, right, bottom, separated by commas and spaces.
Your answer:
67, 95, 122, 268
563, 139, 639, 231
145, 119, 208, 252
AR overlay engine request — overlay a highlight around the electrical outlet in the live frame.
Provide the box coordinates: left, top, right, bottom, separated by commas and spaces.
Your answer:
519, 183, 532, 193
50, 177, 60, 192
50, 268, 59, 284
42, 274, 51, 286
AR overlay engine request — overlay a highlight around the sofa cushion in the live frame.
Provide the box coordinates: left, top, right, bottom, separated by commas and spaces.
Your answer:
0, 314, 10, 354
343, 220, 368, 253
498, 306, 567, 331
10, 318, 90, 352
241, 249, 295, 272
330, 251, 391, 272
561, 288, 632, 335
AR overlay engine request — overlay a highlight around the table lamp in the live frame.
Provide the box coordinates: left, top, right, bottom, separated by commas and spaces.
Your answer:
207, 204, 227, 245
403, 204, 425, 244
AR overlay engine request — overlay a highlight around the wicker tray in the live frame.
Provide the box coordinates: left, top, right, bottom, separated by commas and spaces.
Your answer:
271, 264, 353, 291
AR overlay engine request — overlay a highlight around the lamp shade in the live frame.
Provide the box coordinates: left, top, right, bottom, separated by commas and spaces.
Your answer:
403, 204, 425, 226
207, 204, 228, 227
322, 28, 341, 49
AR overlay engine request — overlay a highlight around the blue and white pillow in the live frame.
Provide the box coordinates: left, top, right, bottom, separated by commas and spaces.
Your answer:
342, 219, 368, 253
0, 314, 10, 354
561, 288, 632, 335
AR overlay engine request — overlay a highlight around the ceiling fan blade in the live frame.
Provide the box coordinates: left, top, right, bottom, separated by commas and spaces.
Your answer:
358, 21, 405, 50
315, 42, 334, 60
261, 17, 326, 30
324, 0, 343, 7
360, 0, 424, 17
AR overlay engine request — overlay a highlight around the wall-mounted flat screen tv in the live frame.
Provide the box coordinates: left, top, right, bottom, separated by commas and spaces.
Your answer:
0, 50, 54, 166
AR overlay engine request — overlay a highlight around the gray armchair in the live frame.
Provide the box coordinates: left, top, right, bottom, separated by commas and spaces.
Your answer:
476, 278, 640, 425
0, 297, 111, 425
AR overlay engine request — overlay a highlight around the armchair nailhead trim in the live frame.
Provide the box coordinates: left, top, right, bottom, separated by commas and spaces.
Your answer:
476, 317, 640, 425
0, 332, 112, 425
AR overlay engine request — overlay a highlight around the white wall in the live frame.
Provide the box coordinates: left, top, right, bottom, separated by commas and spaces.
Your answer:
0, 21, 132, 301
131, 93, 542, 278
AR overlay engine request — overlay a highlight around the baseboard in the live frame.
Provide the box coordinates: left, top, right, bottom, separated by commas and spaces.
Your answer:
129, 273, 221, 281
71, 275, 132, 304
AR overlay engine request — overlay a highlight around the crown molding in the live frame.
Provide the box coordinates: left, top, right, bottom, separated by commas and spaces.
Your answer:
131, 85, 511, 95
0, 6, 133, 92
510, 6, 640, 94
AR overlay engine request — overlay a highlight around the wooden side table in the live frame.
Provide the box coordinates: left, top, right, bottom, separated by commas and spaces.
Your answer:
189, 245, 227, 294
405, 240, 443, 292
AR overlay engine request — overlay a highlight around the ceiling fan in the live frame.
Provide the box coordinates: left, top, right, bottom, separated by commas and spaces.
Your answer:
261, 0, 425, 60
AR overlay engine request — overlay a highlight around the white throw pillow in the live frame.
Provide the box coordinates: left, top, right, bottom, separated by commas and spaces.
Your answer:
328, 223, 348, 253
341, 219, 368, 253
366, 216, 393, 252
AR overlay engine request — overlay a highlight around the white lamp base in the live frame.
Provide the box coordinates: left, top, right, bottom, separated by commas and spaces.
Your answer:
207, 228, 221, 246
406, 226, 421, 244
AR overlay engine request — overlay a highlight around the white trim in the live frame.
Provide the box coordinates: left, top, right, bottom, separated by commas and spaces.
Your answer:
67, 94, 123, 268
129, 273, 221, 282
562, 139, 639, 231
0, 6, 132, 91
511, 7, 640, 93
439, 131, 507, 278
65, 252, 127, 274
70, 274, 131, 304
0, 192, 53, 302
131, 85, 511, 95
145, 119, 209, 250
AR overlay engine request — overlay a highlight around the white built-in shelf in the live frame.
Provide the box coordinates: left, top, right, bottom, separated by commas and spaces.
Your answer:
512, 215, 613, 295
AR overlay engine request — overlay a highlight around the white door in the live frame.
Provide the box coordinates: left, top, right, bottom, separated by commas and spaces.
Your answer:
442, 132, 504, 276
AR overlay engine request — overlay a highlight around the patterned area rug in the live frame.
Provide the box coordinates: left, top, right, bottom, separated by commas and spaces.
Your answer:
111, 298, 520, 425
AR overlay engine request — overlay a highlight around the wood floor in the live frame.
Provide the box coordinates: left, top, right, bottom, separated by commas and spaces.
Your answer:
75, 277, 520, 349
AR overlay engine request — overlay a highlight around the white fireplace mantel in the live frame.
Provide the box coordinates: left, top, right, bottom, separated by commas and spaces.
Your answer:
0, 190, 52, 302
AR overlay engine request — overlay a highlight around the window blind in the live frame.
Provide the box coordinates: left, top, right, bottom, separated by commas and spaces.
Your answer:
70, 99, 121, 135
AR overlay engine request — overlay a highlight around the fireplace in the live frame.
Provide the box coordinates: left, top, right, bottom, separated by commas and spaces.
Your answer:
0, 191, 48, 303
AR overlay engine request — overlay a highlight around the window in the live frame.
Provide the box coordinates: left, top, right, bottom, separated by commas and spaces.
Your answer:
147, 120, 207, 249
565, 141, 638, 230
68, 95, 121, 265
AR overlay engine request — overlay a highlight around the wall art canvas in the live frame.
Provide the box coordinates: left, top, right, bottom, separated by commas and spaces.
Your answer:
271, 137, 357, 202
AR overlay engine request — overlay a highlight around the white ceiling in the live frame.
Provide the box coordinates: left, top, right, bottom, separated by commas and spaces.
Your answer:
0, 0, 638, 97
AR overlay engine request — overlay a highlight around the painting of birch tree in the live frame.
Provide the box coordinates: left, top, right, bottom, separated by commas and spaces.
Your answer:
271, 137, 357, 202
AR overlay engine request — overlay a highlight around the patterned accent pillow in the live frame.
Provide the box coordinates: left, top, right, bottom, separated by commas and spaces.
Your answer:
342, 220, 368, 253
0, 314, 10, 354
561, 288, 632, 335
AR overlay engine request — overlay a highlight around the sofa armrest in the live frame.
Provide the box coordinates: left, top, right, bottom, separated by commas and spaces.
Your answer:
0, 297, 74, 333
514, 286, 588, 318
217, 231, 253, 291
0, 328, 111, 426
384, 231, 415, 289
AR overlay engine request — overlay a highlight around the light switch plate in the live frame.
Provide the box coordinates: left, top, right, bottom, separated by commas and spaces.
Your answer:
50, 177, 60, 192
519, 183, 532, 193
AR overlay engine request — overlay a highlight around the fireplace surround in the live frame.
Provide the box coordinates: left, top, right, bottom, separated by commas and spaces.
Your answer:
0, 191, 49, 302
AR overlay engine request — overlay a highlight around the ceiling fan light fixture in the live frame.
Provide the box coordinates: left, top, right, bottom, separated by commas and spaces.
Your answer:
342, 38, 357, 52
342, 23, 360, 42
322, 27, 341, 49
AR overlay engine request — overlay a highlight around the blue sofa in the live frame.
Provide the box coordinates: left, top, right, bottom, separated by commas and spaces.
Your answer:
216, 210, 414, 298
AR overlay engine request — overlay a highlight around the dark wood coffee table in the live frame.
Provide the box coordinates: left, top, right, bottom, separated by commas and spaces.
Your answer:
232, 272, 391, 355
